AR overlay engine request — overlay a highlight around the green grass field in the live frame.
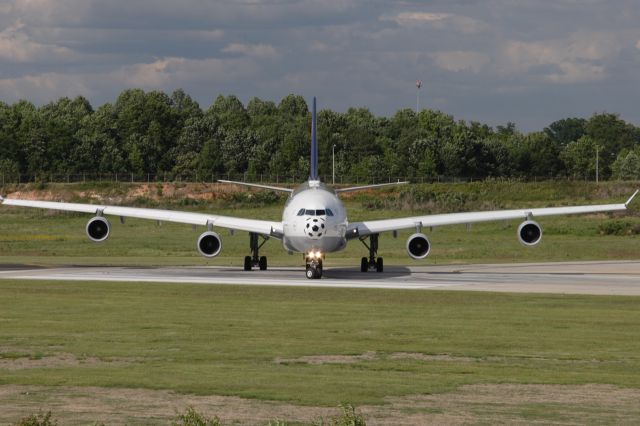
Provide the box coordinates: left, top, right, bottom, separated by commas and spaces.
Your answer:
1, 181, 640, 424
1, 280, 640, 423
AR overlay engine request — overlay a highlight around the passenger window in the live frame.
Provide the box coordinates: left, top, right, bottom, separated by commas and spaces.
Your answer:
297, 209, 305, 216
316, 209, 325, 216
305, 209, 315, 216
326, 208, 334, 216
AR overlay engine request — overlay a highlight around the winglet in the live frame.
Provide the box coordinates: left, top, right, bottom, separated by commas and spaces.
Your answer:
625, 189, 639, 207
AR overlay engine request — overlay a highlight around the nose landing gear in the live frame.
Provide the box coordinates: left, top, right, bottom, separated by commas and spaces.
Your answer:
305, 253, 323, 279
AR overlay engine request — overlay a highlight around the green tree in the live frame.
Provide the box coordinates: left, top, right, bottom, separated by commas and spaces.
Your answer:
0, 102, 21, 167
248, 97, 282, 176
113, 89, 180, 173
544, 117, 586, 148
37, 96, 93, 174
514, 132, 564, 179
172, 115, 221, 178
209, 95, 249, 132
561, 136, 598, 179
585, 113, 639, 178
278, 94, 308, 118
611, 149, 640, 180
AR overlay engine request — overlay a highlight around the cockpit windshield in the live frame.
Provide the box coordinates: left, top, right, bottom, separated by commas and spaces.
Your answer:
299, 208, 334, 216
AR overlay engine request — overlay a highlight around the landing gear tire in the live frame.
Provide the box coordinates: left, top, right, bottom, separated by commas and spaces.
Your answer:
306, 266, 316, 279
360, 234, 383, 273
244, 232, 269, 271
306, 260, 323, 279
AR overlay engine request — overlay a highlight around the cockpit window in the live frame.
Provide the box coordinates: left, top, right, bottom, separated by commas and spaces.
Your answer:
305, 209, 315, 216
297, 208, 305, 216
316, 209, 325, 216
326, 208, 334, 216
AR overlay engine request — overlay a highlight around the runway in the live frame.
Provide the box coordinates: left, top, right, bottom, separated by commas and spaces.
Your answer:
1, 260, 640, 295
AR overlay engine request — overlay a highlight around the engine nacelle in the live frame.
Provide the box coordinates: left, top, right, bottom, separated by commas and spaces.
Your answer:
197, 231, 222, 258
86, 216, 110, 243
518, 220, 542, 246
406, 233, 431, 259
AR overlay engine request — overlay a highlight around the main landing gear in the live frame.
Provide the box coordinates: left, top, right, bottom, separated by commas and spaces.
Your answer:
305, 252, 323, 279
360, 233, 383, 273
244, 232, 268, 271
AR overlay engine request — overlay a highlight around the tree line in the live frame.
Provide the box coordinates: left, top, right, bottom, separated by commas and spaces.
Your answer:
1, 89, 640, 182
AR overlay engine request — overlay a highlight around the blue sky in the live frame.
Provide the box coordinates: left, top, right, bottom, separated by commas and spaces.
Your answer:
2, 0, 640, 131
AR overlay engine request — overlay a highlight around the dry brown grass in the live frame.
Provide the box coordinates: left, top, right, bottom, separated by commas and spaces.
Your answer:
2, 384, 639, 425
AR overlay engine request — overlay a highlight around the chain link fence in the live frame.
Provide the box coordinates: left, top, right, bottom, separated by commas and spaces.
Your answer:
0, 173, 560, 186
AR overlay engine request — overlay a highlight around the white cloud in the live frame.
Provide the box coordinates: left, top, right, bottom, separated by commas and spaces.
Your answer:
0, 72, 90, 101
382, 11, 488, 34
0, 56, 258, 103
118, 56, 258, 88
0, 20, 75, 62
391, 12, 451, 24
546, 62, 605, 84
195, 29, 225, 41
222, 43, 278, 58
501, 32, 620, 83
8, 0, 91, 26
310, 41, 331, 52
432, 51, 490, 73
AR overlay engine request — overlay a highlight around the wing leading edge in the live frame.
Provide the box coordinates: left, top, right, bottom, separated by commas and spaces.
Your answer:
1, 198, 283, 238
348, 190, 639, 237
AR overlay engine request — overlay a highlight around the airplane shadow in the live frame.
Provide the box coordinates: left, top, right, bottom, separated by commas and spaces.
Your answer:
322, 266, 412, 280
0, 263, 46, 271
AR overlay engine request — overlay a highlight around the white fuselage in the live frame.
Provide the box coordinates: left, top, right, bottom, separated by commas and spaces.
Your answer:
282, 180, 348, 254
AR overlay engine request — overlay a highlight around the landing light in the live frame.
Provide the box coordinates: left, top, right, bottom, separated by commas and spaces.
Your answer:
309, 251, 323, 259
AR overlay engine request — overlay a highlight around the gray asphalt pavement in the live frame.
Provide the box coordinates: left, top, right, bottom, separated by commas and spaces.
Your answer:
1, 260, 640, 295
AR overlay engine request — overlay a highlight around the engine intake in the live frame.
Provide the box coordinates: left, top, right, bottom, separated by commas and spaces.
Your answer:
406, 233, 431, 259
86, 216, 110, 242
518, 220, 542, 246
197, 231, 222, 258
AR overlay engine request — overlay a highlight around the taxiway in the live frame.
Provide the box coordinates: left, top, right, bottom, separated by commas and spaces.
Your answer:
1, 261, 639, 295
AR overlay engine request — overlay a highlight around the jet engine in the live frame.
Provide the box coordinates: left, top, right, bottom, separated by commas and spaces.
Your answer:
86, 216, 110, 242
406, 233, 431, 259
197, 231, 222, 258
517, 220, 542, 246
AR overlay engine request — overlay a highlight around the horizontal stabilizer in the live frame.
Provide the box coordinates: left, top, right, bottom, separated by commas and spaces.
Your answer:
218, 180, 293, 193
335, 181, 409, 193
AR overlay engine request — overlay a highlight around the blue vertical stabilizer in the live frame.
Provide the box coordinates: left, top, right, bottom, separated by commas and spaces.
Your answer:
310, 97, 319, 181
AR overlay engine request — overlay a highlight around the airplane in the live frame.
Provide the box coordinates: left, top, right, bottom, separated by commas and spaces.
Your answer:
1, 98, 638, 279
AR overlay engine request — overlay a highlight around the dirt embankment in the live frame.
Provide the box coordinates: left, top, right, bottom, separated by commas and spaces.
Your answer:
3, 182, 373, 206
4, 183, 254, 205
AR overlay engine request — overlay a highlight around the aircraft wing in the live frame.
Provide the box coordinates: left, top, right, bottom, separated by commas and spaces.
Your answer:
0, 198, 283, 237
347, 190, 639, 238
